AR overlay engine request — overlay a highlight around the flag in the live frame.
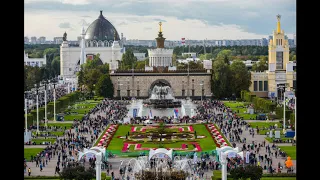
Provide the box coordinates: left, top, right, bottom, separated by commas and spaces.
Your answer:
174, 108, 179, 119
149, 109, 153, 119
133, 108, 137, 118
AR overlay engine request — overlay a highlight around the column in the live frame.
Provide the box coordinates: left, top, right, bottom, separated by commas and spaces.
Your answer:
95, 161, 101, 180
220, 153, 227, 180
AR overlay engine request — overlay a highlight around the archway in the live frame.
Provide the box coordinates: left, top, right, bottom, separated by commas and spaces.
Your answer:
149, 79, 172, 97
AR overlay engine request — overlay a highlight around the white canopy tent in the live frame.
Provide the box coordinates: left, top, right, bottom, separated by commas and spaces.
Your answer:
148, 148, 173, 161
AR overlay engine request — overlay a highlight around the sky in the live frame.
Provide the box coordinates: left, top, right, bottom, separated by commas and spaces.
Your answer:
24, 0, 296, 41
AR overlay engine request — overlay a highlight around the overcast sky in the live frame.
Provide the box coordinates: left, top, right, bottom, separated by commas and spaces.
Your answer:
25, 0, 296, 41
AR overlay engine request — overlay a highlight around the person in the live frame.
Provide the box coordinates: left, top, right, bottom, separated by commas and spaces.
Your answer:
40, 163, 43, 172
28, 168, 31, 176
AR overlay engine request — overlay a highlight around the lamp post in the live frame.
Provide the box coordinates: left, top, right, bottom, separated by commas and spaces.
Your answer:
44, 80, 48, 127
67, 82, 70, 94
119, 84, 123, 100
200, 83, 204, 102
35, 84, 40, 133
25, 92, 28, 133
53, 80, 57, 122
294, 96, 296, 141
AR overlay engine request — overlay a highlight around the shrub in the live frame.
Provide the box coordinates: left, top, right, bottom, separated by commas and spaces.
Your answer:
212, 170, 222, 180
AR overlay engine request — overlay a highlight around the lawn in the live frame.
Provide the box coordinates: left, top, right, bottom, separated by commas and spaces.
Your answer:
260, 178, 296, 180
31, 138, 56, 145
63, 114, 85, 121
223, 101, 257, 120
46, 123, 73, 129
265, 137, 293, 143
107, 124, 218, 154
32, 131, 64, 136
278, 146, 296, 160
24, 148, 44, 161
249, 122, 281, 129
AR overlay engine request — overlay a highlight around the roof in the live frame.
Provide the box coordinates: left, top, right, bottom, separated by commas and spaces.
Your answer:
85, 11, 120, 41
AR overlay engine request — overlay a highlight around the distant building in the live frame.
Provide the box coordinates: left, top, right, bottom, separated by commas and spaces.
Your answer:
54, 37, 63, 44
134, 53, 146, 61
24, 37, 29, 44
182, 52, 197, 58
38, 36, 46, 44
293, 34, 296, 46
30, 36, 37, 44
24, 51, 47, 67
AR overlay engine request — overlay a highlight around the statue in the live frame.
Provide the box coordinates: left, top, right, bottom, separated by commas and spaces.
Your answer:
159, 22, 162, 32
276, 14, 281, 21
63, 32, 67, 41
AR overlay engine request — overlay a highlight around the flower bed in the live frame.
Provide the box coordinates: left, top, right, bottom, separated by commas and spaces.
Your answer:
206, 124, 229, 148
97, 124, 119, 148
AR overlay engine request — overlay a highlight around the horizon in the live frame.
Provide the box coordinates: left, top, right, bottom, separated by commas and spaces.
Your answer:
24, 0, 296, 40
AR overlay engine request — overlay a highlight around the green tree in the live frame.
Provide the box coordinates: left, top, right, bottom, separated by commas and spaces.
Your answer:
216, 49, 232, 64
58, 166, 95, 180
199, 53, 213, 60
135, 60, 147, 69
83, 68, 103, 93
211, 59, 231, 98
121, 49, 137, 69
51, 58, 60, 77
230, 60, 251, 97
172, 54, 177, 66
252, 57, 268, 72
95, 74, 114, 98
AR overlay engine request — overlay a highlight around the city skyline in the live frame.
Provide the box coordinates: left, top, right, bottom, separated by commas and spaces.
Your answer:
25, 0, 296, 40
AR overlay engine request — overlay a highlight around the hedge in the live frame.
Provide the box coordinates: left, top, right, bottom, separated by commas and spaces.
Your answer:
275, 107, 293, 120
25, 91, 81, 123
212, 170, 222, 180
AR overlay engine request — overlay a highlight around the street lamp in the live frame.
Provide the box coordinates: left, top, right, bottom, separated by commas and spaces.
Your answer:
119, 84, 123, 100
53, 79, 57, 122
43, 80, 48, 127
200, 83, 204, 101
24, 92, 28, 133
67, 82, 70, 94
34, 84, 40, 133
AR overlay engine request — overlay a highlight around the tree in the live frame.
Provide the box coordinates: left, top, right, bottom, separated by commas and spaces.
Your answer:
58, 166, 95, 180
230, 60, 251, 97
252, 57, 268, 72
51, 58, 60, 77
199, 53, 213, 60
172, 54, 177, 66
121, 49, 137, 69
83, 68, 103, 93
216, 50, 232, 64
135, 60, 147, 69
211, 59, 232, 98
95, 74, 114, 98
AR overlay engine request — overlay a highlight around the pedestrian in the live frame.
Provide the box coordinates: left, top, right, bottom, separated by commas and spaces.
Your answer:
28, 168, 31, 176
40, 163, 43, 172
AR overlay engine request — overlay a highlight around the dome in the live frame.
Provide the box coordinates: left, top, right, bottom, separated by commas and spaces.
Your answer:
85, 11, 120, 41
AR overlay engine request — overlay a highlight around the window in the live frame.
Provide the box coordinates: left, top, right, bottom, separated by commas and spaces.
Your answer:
276, 52, 283, 69
264, 81, 268, 91
127, 90, 130, 97
192, 89, 195, 96
293, 80, 296, 90
259, 81, 263, 91
254, 81, 258, 91
117, 90, 120, 97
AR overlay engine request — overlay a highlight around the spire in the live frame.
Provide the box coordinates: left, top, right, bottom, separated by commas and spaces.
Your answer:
276, 14, 281, 34
159, 22, 162, 33
156, 22, 165, 48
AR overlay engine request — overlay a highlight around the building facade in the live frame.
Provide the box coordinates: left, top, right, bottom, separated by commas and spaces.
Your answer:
249, 15, 296, 99
110, 22, 212, 99
24, 51, 47, 67
60, 11, 124, 79
133, 53, 146, 61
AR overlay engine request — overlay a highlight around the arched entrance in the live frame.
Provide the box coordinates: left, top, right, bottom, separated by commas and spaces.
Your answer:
149, 79, 172, 96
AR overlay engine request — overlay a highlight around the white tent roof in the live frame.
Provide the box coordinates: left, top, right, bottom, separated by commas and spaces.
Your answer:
148, 148, 173, 161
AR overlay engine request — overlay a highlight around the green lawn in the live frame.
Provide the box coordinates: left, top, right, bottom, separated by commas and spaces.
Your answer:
32, 131, 64, 136
223, 101, 257, 120
107, 124, 219, 153
63, 114, 85, 121
193, 124, 217, 151
24, 148, 44, 161
107, 125, 131, 151
278, 146, 296, 160
265, 137, 293, 143
31, 138, 56, 145
249, 122, 281, 129
260, 178, 296, 180
46, 123, 73, 129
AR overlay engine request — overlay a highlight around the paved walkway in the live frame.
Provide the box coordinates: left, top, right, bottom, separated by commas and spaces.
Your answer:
24, 145, 48, 149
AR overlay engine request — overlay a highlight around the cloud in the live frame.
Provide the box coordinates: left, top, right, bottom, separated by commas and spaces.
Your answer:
153, 19, 167, 22
118, 22, 128, 26
59, 22, 71, 29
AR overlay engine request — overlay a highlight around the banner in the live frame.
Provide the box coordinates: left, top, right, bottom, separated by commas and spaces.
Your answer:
133, 108, 137, 118
174, 109, 179, 119
245, 151, 250, 163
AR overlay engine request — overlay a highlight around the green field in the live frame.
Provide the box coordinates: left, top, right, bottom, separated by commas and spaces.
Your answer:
46, 123, 73, 129
24, 148, 44, 161
265, 137, 294, 143
32, 131, 64, 136
278, 146, 296, 160
31, 138, 56, 145
107, 124, 222, 154
260, 178, 296, 180
223, 101, 257, 120
249, 122, 281, 129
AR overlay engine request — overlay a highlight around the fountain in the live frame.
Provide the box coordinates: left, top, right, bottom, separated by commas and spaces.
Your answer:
143, 84, 181, 108
121, 149, 193, 180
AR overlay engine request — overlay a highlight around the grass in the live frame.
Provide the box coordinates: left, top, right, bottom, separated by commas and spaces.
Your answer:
94, 124, 112, 146
107, 124, 219, 153
278, 146, 296, 160
24, 148, 44, 161
193, 124, 217, 151
249, 122, 281, 129
63, 114, 85, 121
32, 131, 64, 136
31, 138, 56, 145
260, 178, 296, 180
265, 137, 293, 143
107, 125, 131, 151
46, 123, 73, 129
223, 101, 257, 120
